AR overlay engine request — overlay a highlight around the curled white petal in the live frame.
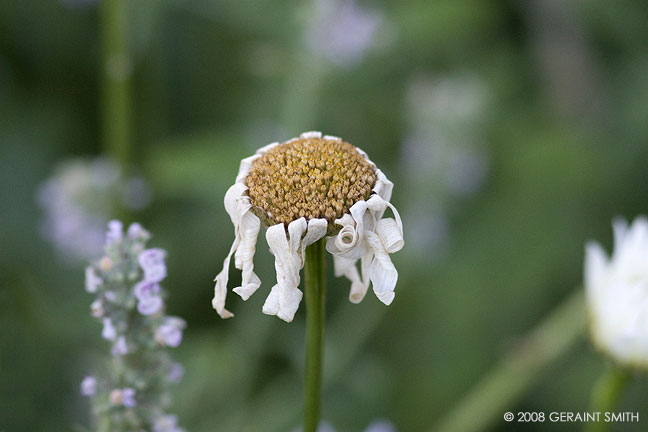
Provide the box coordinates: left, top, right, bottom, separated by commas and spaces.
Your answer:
373, 168, 393, 204
375, 218, 404, 253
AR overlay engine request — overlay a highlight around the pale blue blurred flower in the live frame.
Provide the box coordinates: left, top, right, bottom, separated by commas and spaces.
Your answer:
155, 318, 186, 348
85, 266, 102, 293
111, 336, 129, 356
106, 220, 123, 245
80, 376, 96, 396
37, 157, 152, 262
153, 414, 185, 432
102, 318, 116, 341
306, 0, 384, 66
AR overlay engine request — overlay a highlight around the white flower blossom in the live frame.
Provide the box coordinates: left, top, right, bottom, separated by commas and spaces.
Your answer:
213, 132, 403, 322
585, 216, 648, 368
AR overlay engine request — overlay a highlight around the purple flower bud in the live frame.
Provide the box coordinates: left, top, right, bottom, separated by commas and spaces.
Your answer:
111, 335, 128, 356
102, 318, 116, 341
80, 376, 97, 396
106, 220, 123, 245
127, 222, 150, 240
85, 267, 102, 293
137, 295, 163, 316
155, 317, 186, 348
138, 248, 167, 282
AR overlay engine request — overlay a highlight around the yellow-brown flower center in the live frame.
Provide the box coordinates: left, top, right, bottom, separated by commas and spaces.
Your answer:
246, 137, 377, 226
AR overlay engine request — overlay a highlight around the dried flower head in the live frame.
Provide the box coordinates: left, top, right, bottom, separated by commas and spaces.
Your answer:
213, 131, 403, 322
585, 217, 648, 369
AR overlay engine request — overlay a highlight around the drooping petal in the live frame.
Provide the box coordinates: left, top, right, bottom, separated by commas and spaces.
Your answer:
366, 231, 398, 305
262, 221, 307, 322
232, 210, 262, 300
333, 254, 368, 303
212, 238, 238, 319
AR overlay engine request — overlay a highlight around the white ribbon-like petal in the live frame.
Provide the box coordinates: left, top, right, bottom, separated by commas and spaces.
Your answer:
212, 238, 237, 318
262, 221, 308, 322
333, 255, 368, 303
232, 210, 262, 300
212, 182, 262, 318
365, 231, 398, 305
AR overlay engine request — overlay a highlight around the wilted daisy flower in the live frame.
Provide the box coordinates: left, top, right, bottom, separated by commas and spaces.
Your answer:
37, 157, 151, 261
585, 216, 648, 368
81, 220, 184, 430
213, 131, 403, 322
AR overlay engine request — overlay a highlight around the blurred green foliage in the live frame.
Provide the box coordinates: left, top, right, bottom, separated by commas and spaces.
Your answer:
2, 0, 648, 431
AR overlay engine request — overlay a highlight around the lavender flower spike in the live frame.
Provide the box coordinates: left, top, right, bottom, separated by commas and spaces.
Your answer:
80, 220, 185, 430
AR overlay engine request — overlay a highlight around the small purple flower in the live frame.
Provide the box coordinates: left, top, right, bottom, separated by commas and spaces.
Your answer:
110, 388, 136, 407
102, 318, 116, 341
106, 220, 123, 245
127, 222, 150, 240
111, 335, 128, 356
80, 376, 97, 396
155, 317, 186, 348
153, 414, 185, 432
167, 362, 185, 383
85, 267, 102, 293
139, 248, 167, 282
137, 295, 163, 316
90, 299, 104, 318
134, 280, 161, 300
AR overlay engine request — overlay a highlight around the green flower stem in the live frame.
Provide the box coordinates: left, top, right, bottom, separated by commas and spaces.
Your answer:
304, 239, 327, 432
431, 290, 586, 432
586, 365, 631, 432
100, 0, 132, 166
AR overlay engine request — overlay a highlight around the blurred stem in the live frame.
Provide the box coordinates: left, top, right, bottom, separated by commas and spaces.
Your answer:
100, 0, 132, 166
586, 365, 631, 432
281, 3, 326, 133
431, 289, 586, 432
304, 239, 326, 432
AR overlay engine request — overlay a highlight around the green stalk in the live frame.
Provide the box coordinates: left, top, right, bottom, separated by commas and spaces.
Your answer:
586, 365, 631, 432
100, 0, 131, 166
431, 290, 586, 432
304, 239, 326, 432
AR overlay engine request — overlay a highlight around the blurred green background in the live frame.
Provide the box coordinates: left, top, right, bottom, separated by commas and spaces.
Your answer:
2, 0, 648, 431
